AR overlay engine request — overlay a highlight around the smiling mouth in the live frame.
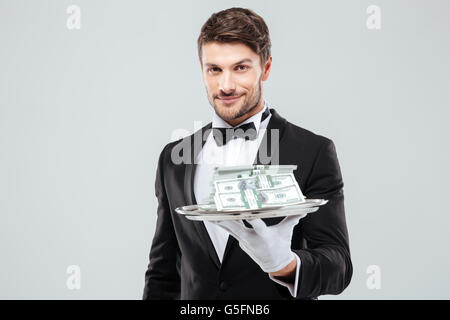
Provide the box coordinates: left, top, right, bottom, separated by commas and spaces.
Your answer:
217, 95, 242, 105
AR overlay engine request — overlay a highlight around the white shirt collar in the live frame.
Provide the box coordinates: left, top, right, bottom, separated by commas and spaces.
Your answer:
212, 100, 270, 134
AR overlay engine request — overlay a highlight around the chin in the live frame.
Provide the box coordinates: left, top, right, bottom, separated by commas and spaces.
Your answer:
216, 103, 243, 120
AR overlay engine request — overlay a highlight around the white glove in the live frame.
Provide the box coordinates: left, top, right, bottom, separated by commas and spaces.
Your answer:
211, 214, 307, 273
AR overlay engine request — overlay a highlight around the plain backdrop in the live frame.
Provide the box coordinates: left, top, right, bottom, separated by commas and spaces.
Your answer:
0, 0, 449, 299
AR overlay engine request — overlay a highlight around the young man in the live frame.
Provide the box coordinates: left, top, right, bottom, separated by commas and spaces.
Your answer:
143, 7, 352, 300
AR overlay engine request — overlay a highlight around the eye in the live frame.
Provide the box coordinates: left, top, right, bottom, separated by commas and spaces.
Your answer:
208, 67, 221, 74
236, 65, 249, 71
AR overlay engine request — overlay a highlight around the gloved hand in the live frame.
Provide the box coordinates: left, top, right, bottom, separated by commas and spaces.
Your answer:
211, 213, 307, 273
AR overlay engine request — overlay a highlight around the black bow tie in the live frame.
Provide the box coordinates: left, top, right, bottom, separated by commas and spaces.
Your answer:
212, 108, 271, 147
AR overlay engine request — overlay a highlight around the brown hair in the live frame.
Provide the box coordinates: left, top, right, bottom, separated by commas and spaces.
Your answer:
197, 7, 272, 66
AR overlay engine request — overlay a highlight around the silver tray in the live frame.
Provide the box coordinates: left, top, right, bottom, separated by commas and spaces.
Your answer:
175, 199, 328, 221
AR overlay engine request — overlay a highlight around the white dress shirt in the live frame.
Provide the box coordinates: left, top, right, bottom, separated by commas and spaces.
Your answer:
193, 100, 301, 297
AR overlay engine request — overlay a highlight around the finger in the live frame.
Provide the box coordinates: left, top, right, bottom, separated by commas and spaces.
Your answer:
245, 218, 267, 234
214, 220, 251, 247
212, 221, 242, 240
215, 220, 247, 238
213, 220, 238, 233
275, 214, 306, 233
281, 213, 307, 227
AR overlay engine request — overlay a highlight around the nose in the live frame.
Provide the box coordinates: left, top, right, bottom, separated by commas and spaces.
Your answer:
218, 70, 236, 94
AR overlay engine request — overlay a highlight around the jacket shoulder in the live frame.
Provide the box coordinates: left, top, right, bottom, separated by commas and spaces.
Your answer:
284, 119, 334, 149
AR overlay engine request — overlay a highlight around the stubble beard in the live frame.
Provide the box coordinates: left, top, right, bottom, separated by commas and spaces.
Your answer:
208, 81, 262, 124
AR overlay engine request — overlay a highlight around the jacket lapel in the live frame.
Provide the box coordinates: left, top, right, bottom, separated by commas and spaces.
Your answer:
183, 122, 222, 270
254, 107, 287, 166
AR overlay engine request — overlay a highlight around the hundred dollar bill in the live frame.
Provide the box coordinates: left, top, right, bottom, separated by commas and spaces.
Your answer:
214, 184, 305, 211
212, 165, 297, 180
214, 165, 297, 172
200, 165, 302, 208
214, 173, 298, 194
203, 172, 298, 204
209, 165, 298, 198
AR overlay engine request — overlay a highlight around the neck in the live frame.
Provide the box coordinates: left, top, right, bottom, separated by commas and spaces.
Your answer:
225, 99, 265, 127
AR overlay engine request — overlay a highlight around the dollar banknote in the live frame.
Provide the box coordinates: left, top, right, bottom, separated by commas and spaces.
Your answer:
214, 184, 305, 211
198, 165, 305, 211
212, 165, 297, 180
214, 173, 298, 193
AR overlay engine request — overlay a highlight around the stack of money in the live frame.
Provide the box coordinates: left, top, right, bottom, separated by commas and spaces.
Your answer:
200, 165, 306, 211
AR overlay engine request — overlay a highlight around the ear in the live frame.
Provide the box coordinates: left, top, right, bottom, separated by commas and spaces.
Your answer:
261, 56, 272, 81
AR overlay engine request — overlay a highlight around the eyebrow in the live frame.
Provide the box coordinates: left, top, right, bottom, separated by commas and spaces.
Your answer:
205, 58, 253, 68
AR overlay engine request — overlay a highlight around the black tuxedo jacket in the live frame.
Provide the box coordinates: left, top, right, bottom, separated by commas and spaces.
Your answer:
142, 108, 352, 300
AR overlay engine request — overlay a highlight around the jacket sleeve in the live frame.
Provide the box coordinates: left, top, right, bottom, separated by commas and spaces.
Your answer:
142, 144, 181, 299
292, 139, 353, 299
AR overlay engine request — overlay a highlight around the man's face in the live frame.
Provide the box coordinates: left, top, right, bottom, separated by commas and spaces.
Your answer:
200, 42, 271, 123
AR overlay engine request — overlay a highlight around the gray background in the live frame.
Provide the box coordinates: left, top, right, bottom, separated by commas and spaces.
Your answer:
1, 0, 449, 299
